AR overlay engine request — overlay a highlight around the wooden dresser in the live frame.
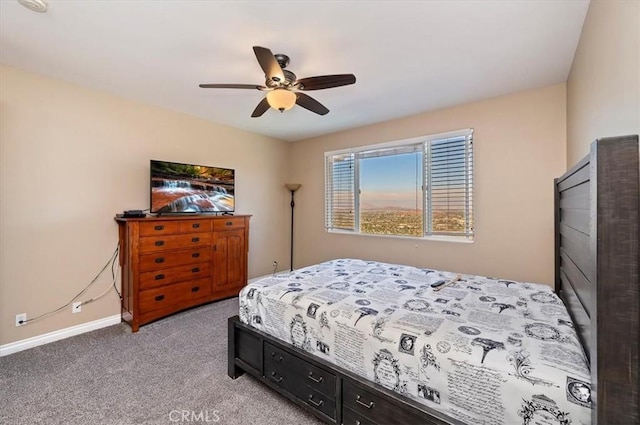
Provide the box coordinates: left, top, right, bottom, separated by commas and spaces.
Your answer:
115, 215, 250, 332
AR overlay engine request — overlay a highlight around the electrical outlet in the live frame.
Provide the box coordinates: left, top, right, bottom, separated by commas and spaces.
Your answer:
72, 302, 81, 314
15, 313, 26, 327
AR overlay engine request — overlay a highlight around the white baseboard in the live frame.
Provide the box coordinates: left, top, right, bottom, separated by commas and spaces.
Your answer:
0, 314, 121, 357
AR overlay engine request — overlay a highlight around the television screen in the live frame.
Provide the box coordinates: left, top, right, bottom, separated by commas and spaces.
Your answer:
150, 160, 235, 213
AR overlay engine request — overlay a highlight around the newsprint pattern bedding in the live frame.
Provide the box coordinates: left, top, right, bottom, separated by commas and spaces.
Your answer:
239, 259, 591, 425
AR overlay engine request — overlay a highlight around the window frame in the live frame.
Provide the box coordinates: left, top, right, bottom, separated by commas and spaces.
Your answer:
324, 128, 474, 242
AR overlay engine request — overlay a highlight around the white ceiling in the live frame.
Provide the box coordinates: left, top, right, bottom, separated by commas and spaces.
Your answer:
0, 0, 589, 142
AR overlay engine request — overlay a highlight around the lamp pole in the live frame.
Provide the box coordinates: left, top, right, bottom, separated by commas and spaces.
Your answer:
285, 184, 301, 271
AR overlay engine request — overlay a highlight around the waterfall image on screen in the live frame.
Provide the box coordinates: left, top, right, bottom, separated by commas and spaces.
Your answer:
150, 160, 235, 213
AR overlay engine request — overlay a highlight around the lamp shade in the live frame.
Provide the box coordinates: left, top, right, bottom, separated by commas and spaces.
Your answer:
285, 183, 301, 192
267, 89, 296, 112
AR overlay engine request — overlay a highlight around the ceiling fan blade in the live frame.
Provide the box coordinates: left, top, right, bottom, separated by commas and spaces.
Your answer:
199, 84, 264, 90
295, 93, 329, 115
251, 98, 270, 118
296, 74, 356, 91
253, 46, 285, 83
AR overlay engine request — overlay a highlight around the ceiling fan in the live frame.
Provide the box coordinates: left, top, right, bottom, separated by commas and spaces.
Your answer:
199, 46, 356, 117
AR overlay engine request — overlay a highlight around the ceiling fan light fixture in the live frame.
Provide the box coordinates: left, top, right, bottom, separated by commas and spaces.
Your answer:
266, 89, 296, 112
17, 0, 48, 13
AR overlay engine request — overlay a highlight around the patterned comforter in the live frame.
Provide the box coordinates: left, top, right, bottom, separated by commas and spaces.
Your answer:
239, 259, 591, 425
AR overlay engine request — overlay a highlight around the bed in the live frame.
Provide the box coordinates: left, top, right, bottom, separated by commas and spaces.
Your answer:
228, 135, 638, 425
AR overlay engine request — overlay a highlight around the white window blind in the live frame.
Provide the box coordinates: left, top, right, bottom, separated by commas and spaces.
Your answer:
425, 134, 473, 237
325, 153, 355, 231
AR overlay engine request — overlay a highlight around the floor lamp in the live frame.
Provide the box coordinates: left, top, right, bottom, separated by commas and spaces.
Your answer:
285, 183, 301, 271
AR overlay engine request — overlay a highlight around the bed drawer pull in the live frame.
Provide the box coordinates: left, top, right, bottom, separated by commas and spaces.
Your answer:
155, 274, 165, 280
154, 225, 164, 231
270, 352, 284, 363
155, 240, 165, 247
307, 394, 324, 407
191, 237, 200, 243
226, 221, 233, 226
269, 372, 283, 383
192, 223, 200, 228
191, 267, 200, 273
307, 372, 324, 383
155, 295, 165, 302
154, 257, 165, 264
192, 252, 200, 258
355, 395, 375, 409
191, 286, 200, 293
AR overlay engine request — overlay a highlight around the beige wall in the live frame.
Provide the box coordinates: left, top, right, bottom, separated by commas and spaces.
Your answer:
567, 0, 640, 167
0, 65, 291, 345
290, 84, 566, 287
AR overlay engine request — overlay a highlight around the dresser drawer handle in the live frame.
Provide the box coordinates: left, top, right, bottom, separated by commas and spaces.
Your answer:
270, 371, 283, 383
191, 286, 200, 293
307, 372, 324, 383
270, 352, 284, 363
225, 221, 233, 226
192, 237, 199, 243
155, 274, 165, 280
154, 225, 164, 231
307, 394, 324, 407
155, 295, 165, 302
356, 395, 375, 409
355, 421, 361, 425
154, 257, 165, 264
191, 267, 200, 273
155, 241, 165, 247
192, 223, 200, 228
192, 252, 200, 258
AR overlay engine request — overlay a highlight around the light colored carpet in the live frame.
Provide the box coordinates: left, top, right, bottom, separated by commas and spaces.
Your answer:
0, 298, 323, 425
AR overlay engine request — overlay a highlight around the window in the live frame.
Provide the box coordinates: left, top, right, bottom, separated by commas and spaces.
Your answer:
325, 129, 473, 240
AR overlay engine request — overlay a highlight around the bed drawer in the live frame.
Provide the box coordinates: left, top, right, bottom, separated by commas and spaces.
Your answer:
139, 233, 211, 253
264, 349, 336, 420
302, 388, 336, 420
342, 406, 375, 425
138, 247, 211, 272
264, 342, 336, 397
343, 379, 426, 425
139, 262, 211, 290
139, 278, 211, 313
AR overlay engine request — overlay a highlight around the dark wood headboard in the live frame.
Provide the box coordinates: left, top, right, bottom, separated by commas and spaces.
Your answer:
554, 135, 639, 425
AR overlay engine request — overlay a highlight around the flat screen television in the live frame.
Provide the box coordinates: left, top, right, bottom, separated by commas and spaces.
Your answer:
150, 160, 235, 214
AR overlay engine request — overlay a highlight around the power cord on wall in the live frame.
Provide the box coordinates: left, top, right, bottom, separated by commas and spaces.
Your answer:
18, 243, 121, 325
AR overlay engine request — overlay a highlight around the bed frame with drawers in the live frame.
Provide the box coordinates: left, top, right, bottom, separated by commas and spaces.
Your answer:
228, 135, 638, 425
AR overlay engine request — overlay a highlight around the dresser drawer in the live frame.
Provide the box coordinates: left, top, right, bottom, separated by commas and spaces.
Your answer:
139, 278, 211, 313
179, 220, 212, 233
264, 342, 337, 397
343, 379, 427, 425
138, 247, 211, 272
139, 221, 181, 236
213, 217, 245, 231
139, 261, 211, 290
139, 233, 211, 253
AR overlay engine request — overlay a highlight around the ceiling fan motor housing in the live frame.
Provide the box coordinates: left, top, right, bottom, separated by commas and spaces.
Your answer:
274, 54, 290, 69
